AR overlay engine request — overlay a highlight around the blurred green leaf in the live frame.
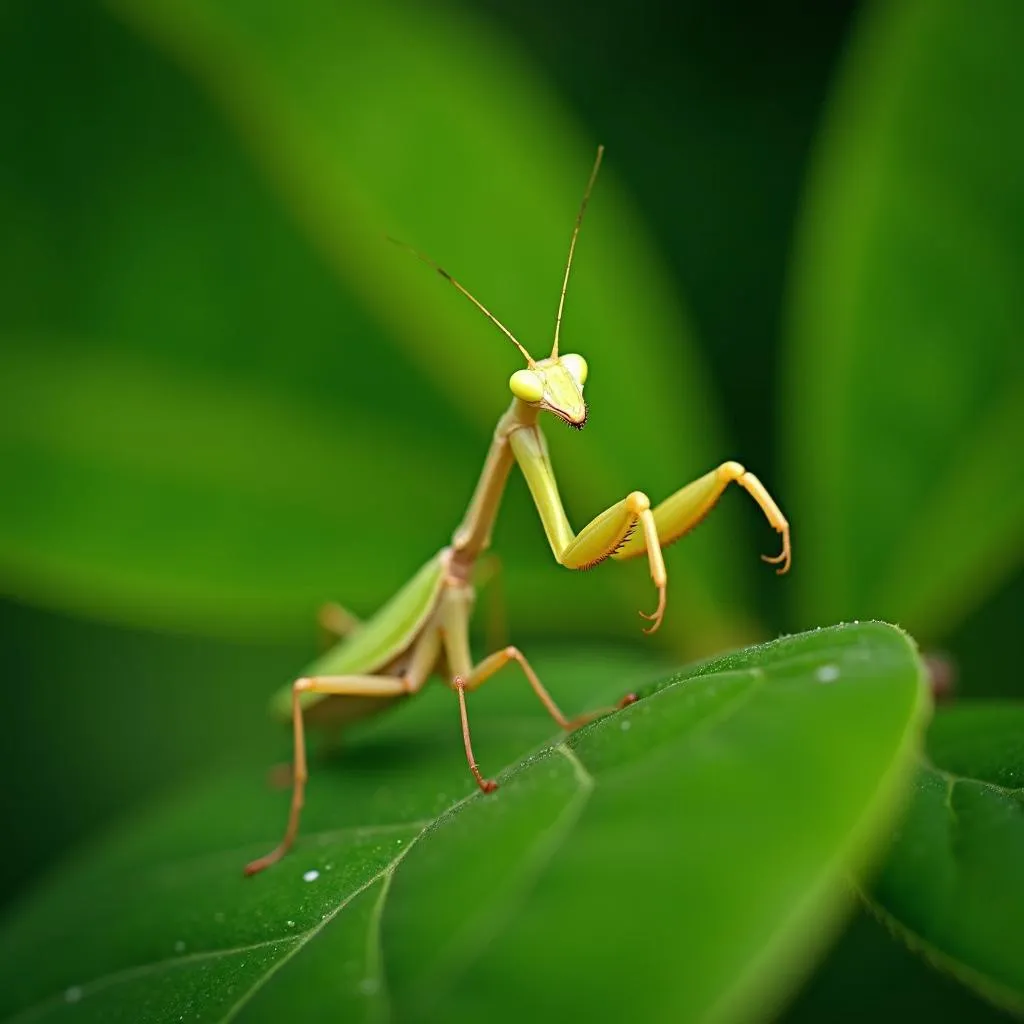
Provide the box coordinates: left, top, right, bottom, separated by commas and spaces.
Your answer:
867, 703, 1024, 1015
784, 0, 1024, 641
0, 0, 771, 652
0, 345, 465, 638
0, 623, 927, 1023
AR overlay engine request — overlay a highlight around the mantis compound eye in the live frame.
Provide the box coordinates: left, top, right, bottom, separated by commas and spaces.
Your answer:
560, 353, 588, 386
509, 369, 544, 403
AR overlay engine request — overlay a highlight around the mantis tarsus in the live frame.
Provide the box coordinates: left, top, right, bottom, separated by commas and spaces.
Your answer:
244, 146, 790, 877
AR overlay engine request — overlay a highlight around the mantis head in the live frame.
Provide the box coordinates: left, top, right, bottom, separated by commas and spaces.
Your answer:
393, 146, 604, 433
505, 146, 601, 430
509, 353, 588, 428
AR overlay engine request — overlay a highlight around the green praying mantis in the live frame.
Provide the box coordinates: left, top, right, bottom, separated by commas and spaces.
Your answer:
244, 146, 791, 877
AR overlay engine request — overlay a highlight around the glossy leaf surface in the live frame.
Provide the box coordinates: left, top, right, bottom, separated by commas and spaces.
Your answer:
0, 624, 927, 1023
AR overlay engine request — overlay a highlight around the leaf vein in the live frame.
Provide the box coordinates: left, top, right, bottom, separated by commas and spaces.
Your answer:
218, 858, 406, 1024
2, 936, 300, 1024
359, 860, 397, 1023
416, 742, 595, 1004
218, 785, 486, 1022
933, 766, 1024, 801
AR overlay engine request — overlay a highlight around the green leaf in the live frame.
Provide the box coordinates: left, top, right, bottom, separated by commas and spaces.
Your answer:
867, 703, 1024, 1015
0, 346, 465, 639
783, 0, 1024, 641
0, 0, 764, 652
0, 624, 927, 1023
783, 904, 1013, 1024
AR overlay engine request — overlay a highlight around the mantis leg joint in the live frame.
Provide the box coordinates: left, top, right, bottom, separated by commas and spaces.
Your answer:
625, 490, 651, 514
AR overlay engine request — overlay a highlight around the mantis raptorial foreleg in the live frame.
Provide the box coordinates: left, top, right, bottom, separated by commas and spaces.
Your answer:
507, 427, 669, 629
495, 434, 788, 634
560, 491, 667, 628
244, 627, 441, 876
611, 461, 791, 570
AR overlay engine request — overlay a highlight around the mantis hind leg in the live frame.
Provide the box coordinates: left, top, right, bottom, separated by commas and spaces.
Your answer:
612, 461, 791, 572
317, 602, 362, 650
244, 629, 440, 877
275, 599, 362, 784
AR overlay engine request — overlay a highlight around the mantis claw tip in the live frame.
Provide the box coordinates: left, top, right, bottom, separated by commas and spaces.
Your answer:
760, 533, 791, 575
639, 610, 664, 634
638, 585, 667, 634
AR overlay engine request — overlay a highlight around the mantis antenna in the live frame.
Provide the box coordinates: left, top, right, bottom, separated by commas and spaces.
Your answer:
387, 236, 536, 367
551, 144, 604, 359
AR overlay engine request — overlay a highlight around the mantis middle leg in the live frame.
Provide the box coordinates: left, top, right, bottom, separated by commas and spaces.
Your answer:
439, 592, 635, 793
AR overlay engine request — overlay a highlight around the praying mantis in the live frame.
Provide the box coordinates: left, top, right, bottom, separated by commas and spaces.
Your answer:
244, 146, 791, 877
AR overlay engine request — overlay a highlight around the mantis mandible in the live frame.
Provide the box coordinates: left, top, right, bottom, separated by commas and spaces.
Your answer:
244, 146, 790, 876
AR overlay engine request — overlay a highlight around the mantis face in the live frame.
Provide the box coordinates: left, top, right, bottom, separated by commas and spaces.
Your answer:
509, 353, 589, 428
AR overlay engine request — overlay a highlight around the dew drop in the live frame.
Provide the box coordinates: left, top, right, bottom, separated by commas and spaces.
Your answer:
620, 720, 631, 731
64, 986, 82, 1004
816, 664, 840, 684
174, 940, 186, 954
359, 977, 380, 995
303, 869, 320, 883
286, 920, 296, 928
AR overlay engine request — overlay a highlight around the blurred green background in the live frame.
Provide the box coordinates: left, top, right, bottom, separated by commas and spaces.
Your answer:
1, 0, 1021, 1018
